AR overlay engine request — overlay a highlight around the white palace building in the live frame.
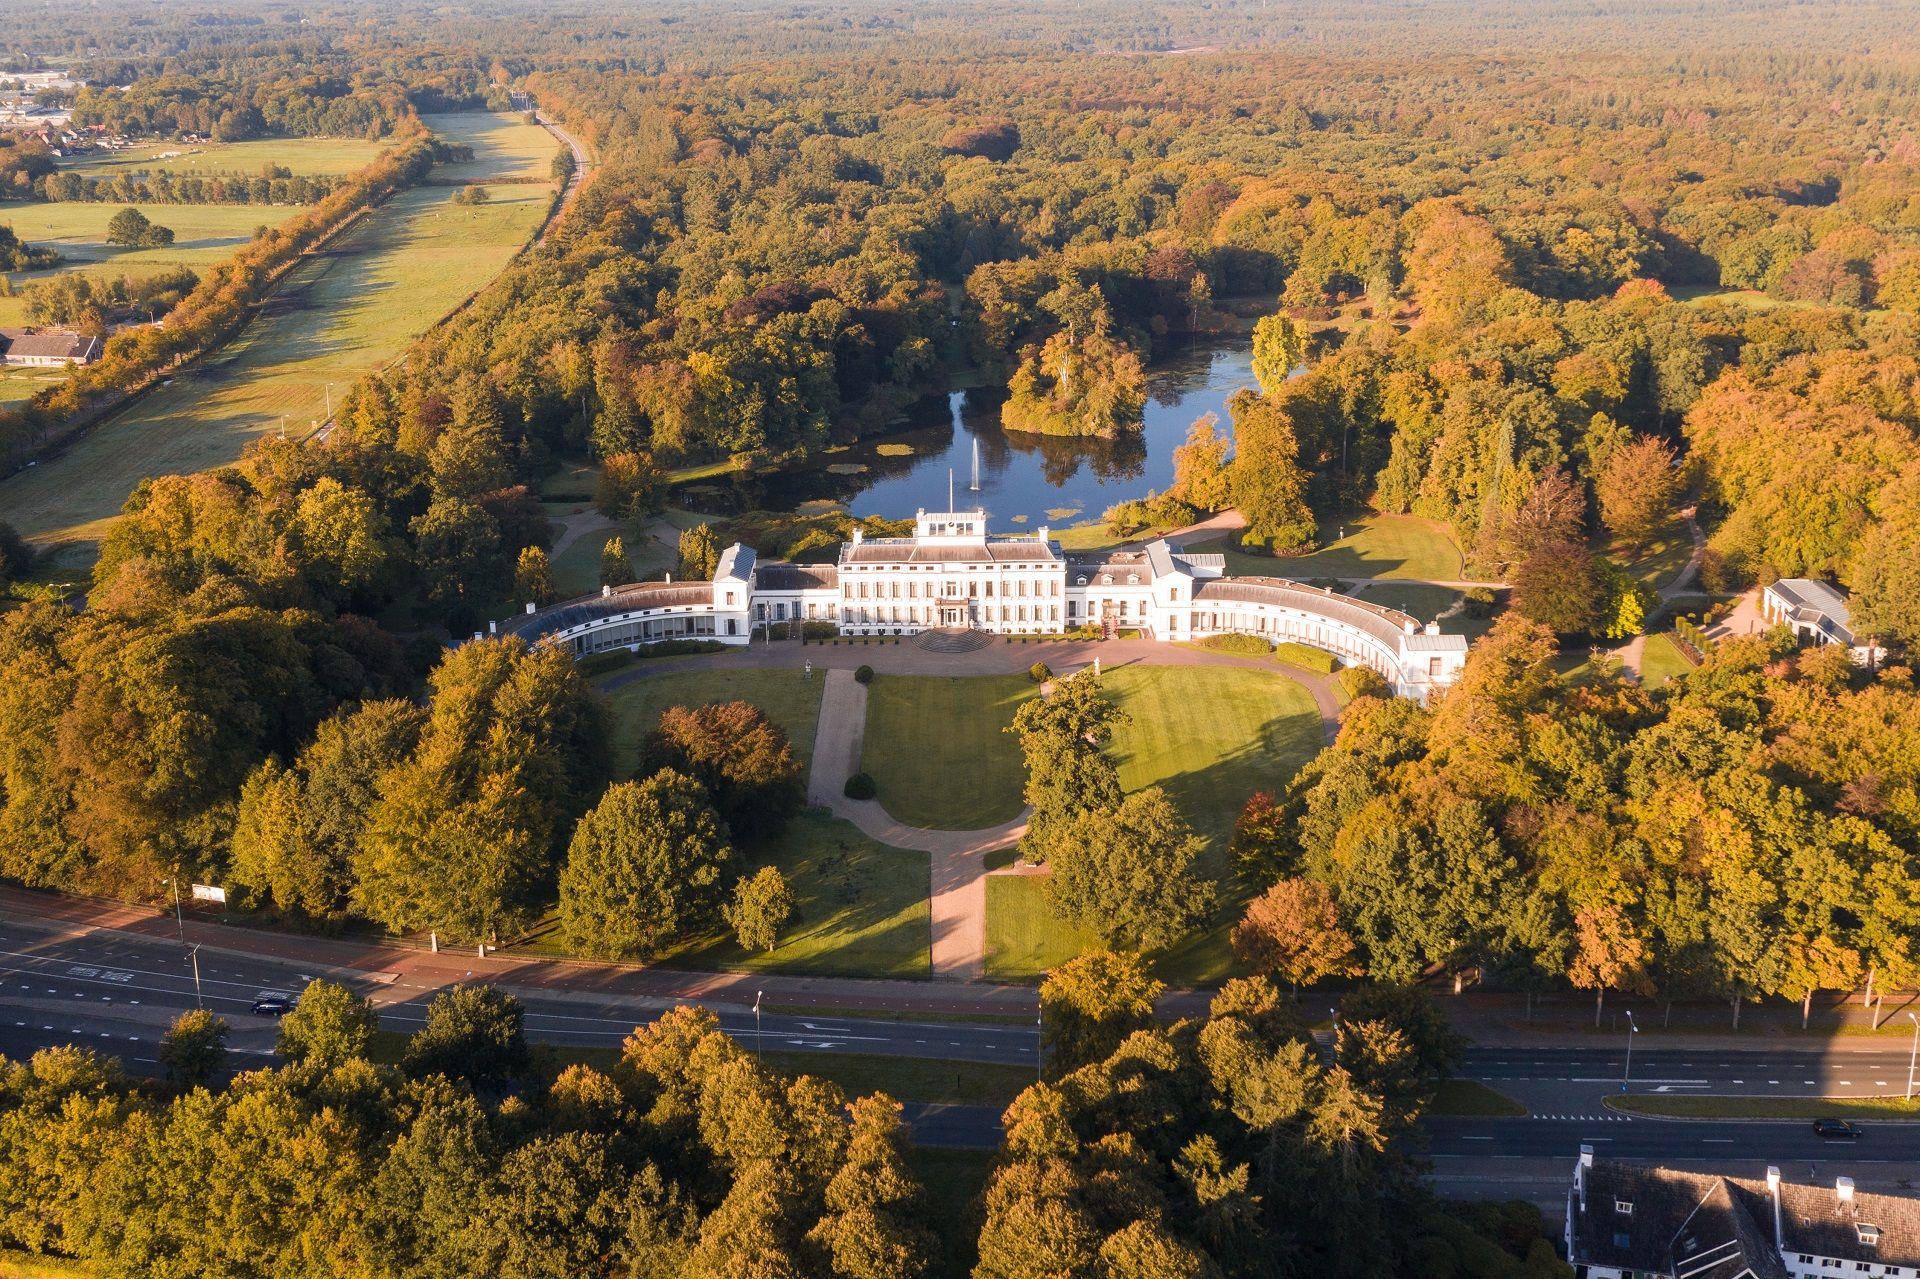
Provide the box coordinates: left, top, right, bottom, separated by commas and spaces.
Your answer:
497, 507, 1470, 700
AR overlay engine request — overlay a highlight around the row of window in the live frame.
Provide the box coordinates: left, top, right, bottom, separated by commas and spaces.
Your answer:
843, 578, 1059, 600
841, 604, 1065, 625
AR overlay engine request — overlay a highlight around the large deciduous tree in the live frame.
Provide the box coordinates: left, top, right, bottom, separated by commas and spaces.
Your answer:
642, 700, 804, 841
1232, 878, 1361, 998
1594, 435, 1679, 550
1046, 787, 1217, 951
558, 770, 733, 961
1039, 950, 1164, 1078
1009, 672, 1128, 864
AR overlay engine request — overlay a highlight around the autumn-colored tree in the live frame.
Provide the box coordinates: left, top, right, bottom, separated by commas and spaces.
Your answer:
642, 700, 805, 841
512, 545, 554, 606
276, 979, 379, 1066
1568, 904, 1650, 1026
594, 452, 666, 520
599, 536, 635, 588
1251, 312, 1309, 397
1232, 878, 1361, 997
1038, 950, 1164, 1078
1511, 539, 1600, 635
1169, 412, 1233, 511
1595, 435, 1679, 550
158, 1009, 228, 1090
677, 522, 719, 580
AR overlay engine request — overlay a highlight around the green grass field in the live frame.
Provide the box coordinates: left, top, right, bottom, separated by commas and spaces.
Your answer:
0, 200, 308, 327
552, 519, 671, 598
1639, 632, 1694, 685
60, 137, 387, 180
1428, 1080, 1528, 1117
861, 674, 1033, 828
421, 111, 559, 182
662, 808, 930, 978
1614, 528, 1693, 594
1192, 512, 1464, 582
598, 665, 825, 782
983, 664, 1324, 981
1359, 581, 1460, 621
1, 114, 557, 570
1613, 1094, 1920, 1120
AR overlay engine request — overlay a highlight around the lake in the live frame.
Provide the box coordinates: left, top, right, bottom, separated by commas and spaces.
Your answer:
708, 339, 1258, 526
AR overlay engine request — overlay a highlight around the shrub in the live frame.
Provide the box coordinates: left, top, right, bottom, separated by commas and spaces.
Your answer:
1194, 633, 1271, 656
1237, 531, 1274, 555
1338, 665, 1391, 699
1117, 628, 1142, 640
1272, 642, 1337, 674
844, 772, 877, 800
801, 620, 837, 639
854, 664, 874, 684
577, 650, 636, 676
1029, 661, 1053, 683
1463, 587, 1497, 618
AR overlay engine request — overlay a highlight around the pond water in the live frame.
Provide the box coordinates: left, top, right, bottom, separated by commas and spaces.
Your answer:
707, 339, 1258, 526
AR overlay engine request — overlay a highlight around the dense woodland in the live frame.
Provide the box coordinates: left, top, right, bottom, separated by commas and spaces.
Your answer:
3, 1, 1920, 1273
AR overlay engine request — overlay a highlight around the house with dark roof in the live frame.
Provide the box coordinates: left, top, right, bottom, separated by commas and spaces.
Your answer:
0, 328, 102, 367
1568, 1148, 1920, 1279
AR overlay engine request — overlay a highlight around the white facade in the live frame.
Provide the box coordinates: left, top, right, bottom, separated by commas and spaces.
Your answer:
499, 507, 1470, 700
1762, 578, 1878, 664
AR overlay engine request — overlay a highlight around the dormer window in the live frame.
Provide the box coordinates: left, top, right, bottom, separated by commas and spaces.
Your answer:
1614, 1200, 1634, 1216
1076, 575, 1087, 586
1857, 1224, 1881, 1246
1127, 573, 1139, 584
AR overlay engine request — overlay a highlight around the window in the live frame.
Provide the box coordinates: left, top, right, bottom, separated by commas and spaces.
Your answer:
1858, 1226, 1882, 1246
1614, 1201, 1634, 1216
1430, 656, 1443, 676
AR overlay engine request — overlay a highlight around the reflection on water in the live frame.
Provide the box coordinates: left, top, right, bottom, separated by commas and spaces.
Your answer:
731, 340, 1257, 524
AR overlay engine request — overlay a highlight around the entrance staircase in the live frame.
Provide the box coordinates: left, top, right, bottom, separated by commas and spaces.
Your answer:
912, 627, 993, 654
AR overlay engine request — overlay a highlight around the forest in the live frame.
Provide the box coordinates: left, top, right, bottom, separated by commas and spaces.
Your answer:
2, 0, 1920, 1274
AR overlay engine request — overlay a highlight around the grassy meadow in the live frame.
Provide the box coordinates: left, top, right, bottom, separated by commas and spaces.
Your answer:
59, 137, 386, 180
983, 663, 1324, 982
861, 673, 1033, 828
0, 112, 557, 572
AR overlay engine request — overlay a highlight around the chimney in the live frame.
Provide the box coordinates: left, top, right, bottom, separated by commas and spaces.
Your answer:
1038, 525, 1049, 542
666, 572, 672, 584
852, 526, 864, 545
488, 620, 497, 635
525, 602, 536, 615
1838, 1176, 1855, 1204
602, 585, 612, 597
1767, 1167, 1784, 1250
1424, 622, 1439, 636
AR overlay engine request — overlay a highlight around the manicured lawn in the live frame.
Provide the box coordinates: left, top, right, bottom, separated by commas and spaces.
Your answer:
551, 518, 670, 598
1614, 529, 1692, 594
663, 808, 930, 979
0, 112, 557, 562
984, 664, 1325, 982
1428, 1080, 1527, 1117
1614, 1094, 1920, 1120
60, 136, 386, 179
984, 873, 1104, 981
1191, 511, 1463, 583
1359, 581, 1459, 621
861, 674, 1033, 829
1639, 632, 1694, 685
760, 1049, 1034, 1107
598, 665, 825, 781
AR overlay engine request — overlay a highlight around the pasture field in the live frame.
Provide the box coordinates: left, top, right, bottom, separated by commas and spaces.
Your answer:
59, 137, 386, 180
0, 201, 305, 327
420, 111, 559, 182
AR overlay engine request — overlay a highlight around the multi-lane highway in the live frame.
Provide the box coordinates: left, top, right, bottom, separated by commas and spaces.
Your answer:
7, 895, 1920, 1186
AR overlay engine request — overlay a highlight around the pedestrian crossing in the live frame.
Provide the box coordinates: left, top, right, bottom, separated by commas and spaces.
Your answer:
1529, 1112, 1631, 1123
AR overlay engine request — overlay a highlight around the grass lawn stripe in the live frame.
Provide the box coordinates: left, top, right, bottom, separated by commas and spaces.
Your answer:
861, 674, 1033, 829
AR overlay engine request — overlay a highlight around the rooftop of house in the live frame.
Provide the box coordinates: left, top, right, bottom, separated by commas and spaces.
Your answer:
0, 329, 101, 361
1769, 577, 1854, 639
1571, 1157, 1920, 1275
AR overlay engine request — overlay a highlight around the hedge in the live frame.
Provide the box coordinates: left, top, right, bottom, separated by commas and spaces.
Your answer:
1194, 633, 1273, 656
1272, 642, 1338, 674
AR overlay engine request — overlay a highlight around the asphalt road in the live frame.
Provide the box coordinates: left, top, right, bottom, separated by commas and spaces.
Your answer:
0, 917, 1040, 1067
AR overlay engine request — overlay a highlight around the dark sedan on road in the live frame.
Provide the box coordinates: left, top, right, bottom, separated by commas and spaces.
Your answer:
250, 994, 296, 1015
1812, 1118, 1864, 1140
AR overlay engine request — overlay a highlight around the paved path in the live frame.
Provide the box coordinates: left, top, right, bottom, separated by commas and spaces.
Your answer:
806, 669, 1029, 982
1613, 505, 1710, 681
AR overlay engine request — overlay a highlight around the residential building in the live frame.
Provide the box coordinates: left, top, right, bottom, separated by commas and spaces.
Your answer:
1568, 1147, 1920, 1279
0, 329, 103, 367
1761, 578, 1877, 664
496, 506, 1470, 700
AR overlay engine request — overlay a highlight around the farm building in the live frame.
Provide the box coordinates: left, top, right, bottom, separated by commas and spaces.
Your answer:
0, 330, 103, 367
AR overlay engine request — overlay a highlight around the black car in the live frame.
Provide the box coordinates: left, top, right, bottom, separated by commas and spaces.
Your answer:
250, 994, 295, 1015
1812, 1118, 1864, 1140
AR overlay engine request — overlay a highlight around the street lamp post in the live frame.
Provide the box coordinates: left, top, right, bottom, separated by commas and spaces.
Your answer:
187, 943, 204, 1009
1906, 1013, 1918, 1101
1621, 1011, 1639, 1093
161, 877, 184, 945
1036, 1003, 1043, 1084
753, 990, 763, 1062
